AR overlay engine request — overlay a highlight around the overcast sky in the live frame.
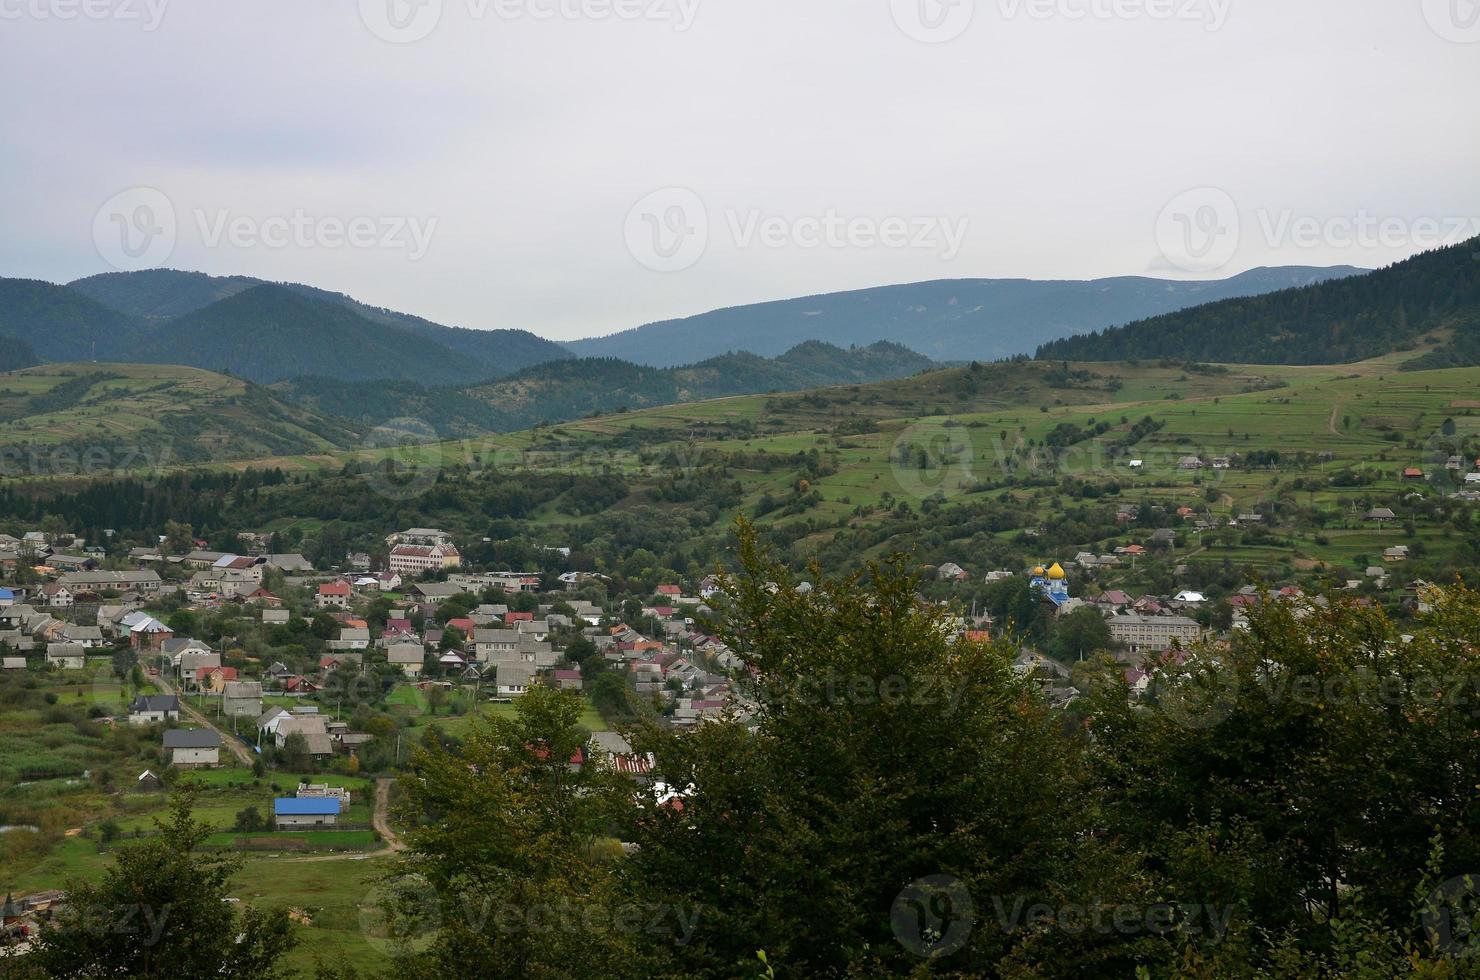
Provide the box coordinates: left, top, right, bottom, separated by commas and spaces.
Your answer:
2, 0, 1477, 341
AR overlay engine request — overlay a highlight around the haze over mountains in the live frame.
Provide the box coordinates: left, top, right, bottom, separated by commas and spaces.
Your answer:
567, 267, 1366, 366
12, 251, 1479, 445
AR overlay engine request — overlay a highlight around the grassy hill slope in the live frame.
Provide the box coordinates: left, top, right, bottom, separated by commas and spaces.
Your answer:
0, 363, 362, 468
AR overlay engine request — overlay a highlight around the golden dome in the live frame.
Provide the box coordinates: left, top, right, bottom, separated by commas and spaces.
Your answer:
1047, 562, 1066, 580
1031, 566, 1046, 577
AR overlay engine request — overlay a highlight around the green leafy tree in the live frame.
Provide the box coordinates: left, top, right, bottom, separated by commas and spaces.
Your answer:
30, 785, 295, 977
380, 685, 636, 978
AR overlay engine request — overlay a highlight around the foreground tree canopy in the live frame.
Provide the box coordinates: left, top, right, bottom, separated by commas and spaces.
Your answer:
25, 521, 1480, 978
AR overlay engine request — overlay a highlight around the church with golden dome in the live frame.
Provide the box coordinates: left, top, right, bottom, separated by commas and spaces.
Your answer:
1028, 561, 1071, 606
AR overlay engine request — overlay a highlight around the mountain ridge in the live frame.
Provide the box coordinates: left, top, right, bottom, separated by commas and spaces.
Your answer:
565, 266, 1367, 366
1035, 240, 1480, 367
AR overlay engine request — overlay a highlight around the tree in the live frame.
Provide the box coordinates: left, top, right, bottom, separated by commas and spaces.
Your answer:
234, 805, 264, 833
30, 785, 295, 977
1047, 604, 1114, 663
162, 520, 193, 556
380, 685, 635, 978
1087, 585, 1480, 965
281, 732, 310, 772
622, 520, 1103, 976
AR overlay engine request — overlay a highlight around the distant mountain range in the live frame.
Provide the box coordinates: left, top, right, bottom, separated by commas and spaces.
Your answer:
1, 270, 570, 385
565, 267, 1366, 366
1036, 238, 1480, 368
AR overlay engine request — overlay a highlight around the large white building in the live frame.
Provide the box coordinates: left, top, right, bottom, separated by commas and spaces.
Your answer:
388, 542, 461, 576
1108, 613, 1202, 653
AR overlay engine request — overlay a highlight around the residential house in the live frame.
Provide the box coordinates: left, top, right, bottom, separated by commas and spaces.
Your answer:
128, 694, 181, 725
1366, 507, 1397, 522
163, 728, 221, 768
386, 642, 426, 676
317, 580, 352, 609
328, 627, 370, 651
59, 624, 104, 647
496, 661, 535, 696
473, 629, 519, 663
195, 666, 238, 694
223, 681, 263, 719
274, 716, 334, 757
44, 643, 86, 670
38, 582, 74, 608
129, 616, 173, 651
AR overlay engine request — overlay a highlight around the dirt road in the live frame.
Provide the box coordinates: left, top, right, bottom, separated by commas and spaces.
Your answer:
152, 673, 256, 767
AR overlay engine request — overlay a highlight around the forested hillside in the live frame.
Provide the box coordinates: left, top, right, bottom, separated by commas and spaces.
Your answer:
1037, 238, 1480, 367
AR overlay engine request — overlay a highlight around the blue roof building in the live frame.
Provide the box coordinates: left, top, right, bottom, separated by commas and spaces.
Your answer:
273, 797, 340, 826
